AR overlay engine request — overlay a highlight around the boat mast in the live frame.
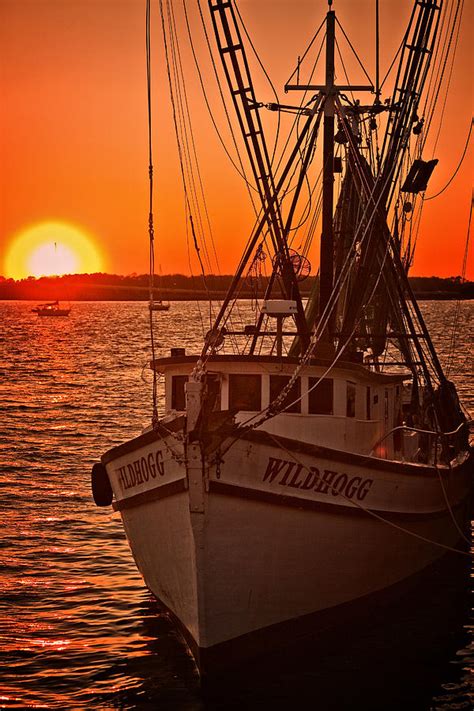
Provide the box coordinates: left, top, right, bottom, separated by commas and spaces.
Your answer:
285, 1, 373, 345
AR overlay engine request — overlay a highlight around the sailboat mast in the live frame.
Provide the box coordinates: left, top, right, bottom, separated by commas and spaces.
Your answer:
319, 6, 335, 333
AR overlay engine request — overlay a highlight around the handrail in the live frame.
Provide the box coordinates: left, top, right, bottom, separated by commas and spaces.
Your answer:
369, 419, 471, 457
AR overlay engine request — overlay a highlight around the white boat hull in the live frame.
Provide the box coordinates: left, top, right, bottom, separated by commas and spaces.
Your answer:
102, 424, 472, 674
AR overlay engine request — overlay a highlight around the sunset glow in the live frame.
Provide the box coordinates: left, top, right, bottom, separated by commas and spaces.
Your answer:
0, 1, 472, 278
5, 222, 104, 279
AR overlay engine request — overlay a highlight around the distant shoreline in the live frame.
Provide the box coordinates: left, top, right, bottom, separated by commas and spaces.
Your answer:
1, 293, 472, 302
0, 274, 472, 302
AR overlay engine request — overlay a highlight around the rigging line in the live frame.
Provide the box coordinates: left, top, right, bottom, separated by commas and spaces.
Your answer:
217, 432, 471, 558
170, 1, 221, 278
166, 0, 220, 304
233, 0, 281, 167
334, 16, 374, 88
183, 1, 249, 334
283, 282, 415, 415
165, 7, 203, 243
408, 199, 425, 268
299, 175, 322, 248
422, 0, 462, 146
160, 0, 212, 290
301, 181, 323, 259
167, 1, 214, 275
334, 105, 441, 381
421, 0, 455, 125
379, 1, 443, 206
284, 17, 326, 86
445, 194, 472, 378
280, 122, 318, 237
335, 37, 356, 103
430, 0, 464, 156
195, 0, 260, 216
461, 191, 472, 281
424, 117, 473, 200
171, 4, 217, 274
184, 1, 258, 202
184, 208, 209, 336
420, 0, 450, 121
272, 34, 326, 194
146, 0, 159, 425
435, 460, 471, 545
379, 27, 406, 92
237, 161, 397, 432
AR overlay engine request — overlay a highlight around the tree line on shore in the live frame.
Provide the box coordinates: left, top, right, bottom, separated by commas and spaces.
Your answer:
0, 273, 472, 301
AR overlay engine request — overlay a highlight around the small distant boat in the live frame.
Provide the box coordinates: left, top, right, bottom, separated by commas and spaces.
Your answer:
32, 300, 71, 317
149, 299, 170, 312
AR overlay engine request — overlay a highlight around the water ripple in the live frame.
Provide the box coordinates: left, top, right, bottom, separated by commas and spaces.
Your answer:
0, 300, 472, 709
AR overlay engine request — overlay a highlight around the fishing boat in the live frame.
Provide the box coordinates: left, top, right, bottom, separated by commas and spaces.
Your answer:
32, 300, 71, 317
92, 0, 473, 678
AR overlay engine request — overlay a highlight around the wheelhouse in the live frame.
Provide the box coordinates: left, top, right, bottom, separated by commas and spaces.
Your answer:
152, 354, 408, 460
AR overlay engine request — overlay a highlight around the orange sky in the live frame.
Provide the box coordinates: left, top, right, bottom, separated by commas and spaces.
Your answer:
1, 0, 472, 279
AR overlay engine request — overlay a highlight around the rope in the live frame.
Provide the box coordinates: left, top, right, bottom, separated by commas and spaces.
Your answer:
430, 0, 464, 156
265, 431, 471, 557
335, 16, 374, 87
160, 0, 215, 322
146, 0, 159, 426
226, 124, 399, 433
445, 193, 473, 377
422, 0, 462, 149
424, 117, 473, 200
185, 0, 258, 201
210, 424, 471, 559
233, 0, 282, 167
166, 0, 213, 275
284, 17, 326, 86
435, 460, 471, 546
195, 0, 260, 214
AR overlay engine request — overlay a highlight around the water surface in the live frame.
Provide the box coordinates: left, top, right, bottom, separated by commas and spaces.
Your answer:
0, 301, 472, 710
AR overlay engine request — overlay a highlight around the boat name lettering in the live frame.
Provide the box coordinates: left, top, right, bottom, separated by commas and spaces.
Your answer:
262, 457, 373, 501
116, 450, 165, 491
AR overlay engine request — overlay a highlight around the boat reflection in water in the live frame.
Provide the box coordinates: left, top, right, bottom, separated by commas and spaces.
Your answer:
135, 550, 471, 710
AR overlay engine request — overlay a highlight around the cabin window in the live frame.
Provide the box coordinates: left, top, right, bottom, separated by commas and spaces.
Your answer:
171, 375, 188, 411
229, 374, 261, 411
269, 375, 301, 414
366, 386, 371, 419
308, 378, 333, 415
346, 382, 356, 418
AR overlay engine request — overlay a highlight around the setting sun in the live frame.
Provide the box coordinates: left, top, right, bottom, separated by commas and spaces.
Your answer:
4, 221, 105, 279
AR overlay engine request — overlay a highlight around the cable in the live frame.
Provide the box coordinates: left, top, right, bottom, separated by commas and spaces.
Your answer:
424, 117, 473, 200
146, 0, 159, 426
445, 193, 473, 377
233, 0, 281, 167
